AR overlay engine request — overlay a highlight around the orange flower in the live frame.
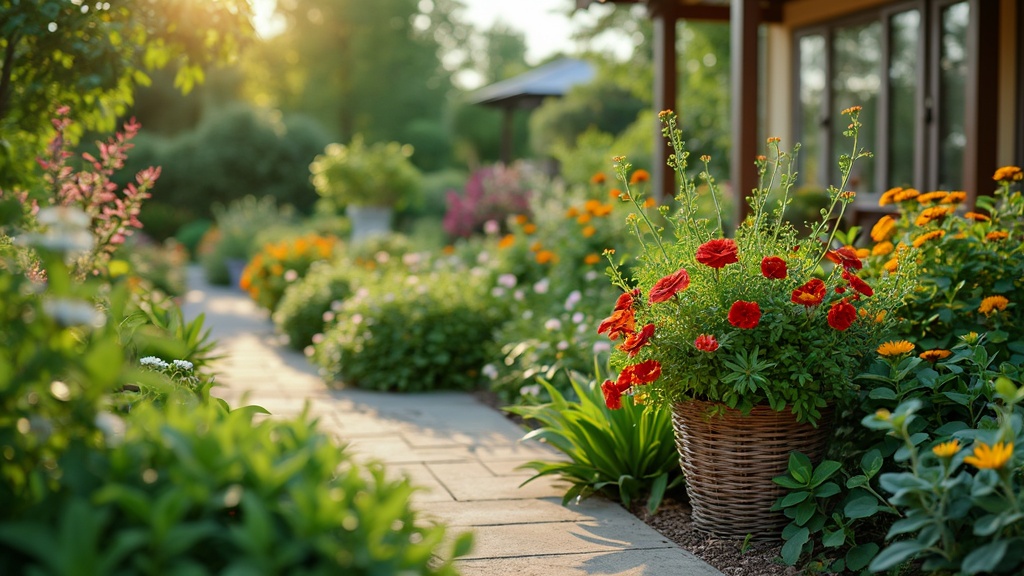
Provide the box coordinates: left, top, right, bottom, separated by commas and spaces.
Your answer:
993, 166, 1023, 182
591, 203, 613, 217
919, 349, 952, 362
609, 188, 623, 199
941, 191, 966, 204
618, 323, 655, 357
535, 249, 558, 264
916, 191, 948, 204
986, 230, 1009, 241
583, 253, 602, 265
912, 230, 946, 248
842, 270, 874, 297
932, 439, 960, 459
870, 215, 896, 242
878, 187, 902, 206
915, 206, 954, 226
576, 213, 592, 224
643, 197, 657, 208
616, 359, 662, 386
581, 225, 597, 238
964, 442, 1014, 469
893, 188, 920, 202
522, 223, 537, 234
883, 258, 899, 273
629, 169, 650, 184
825, 246, 863, 271
529, 241, 542, 252
442, 245, 455, 255
498, 234, 516, 249
565, 206, 580, 218
872, 241, 894, 257
597, 308, 636, 340
979, 295, 1009, 315
591, 172, 607, 185
877, 340, 914, 357
792, 278, 826, 307
514, 214, 529, 225
964, 211, 990, 222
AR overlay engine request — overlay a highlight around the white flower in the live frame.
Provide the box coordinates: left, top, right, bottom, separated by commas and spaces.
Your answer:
172, 359, 194, 371
351, 314, 363, 325
19, 229, 94, 254
140, 356, 170, 370
95, 412, 126, 445
43, 298, 104, 327
584, 271, 599, 282
544, 318, 562, 331
312, 333, 325, 344
402, 253, 423, 267
405, 275, 419, 285
498, 274, 517, 288
37, 206, 91, 228
592, 341, 611, 355
476, 251, 490, 264
374, 251, 390, 264
514, 290, 525, 301
491, 287, 506, 297
571, 312, 585, 324
556, 340, 570, 351
304, 345, 315, 357
519, 384, 542, 397
522, 309, 533, 320
577, 323, 589, 334
565, 290, 582, 310
483, 220, 500, 235
323, 311, 335, 323
482, 364, 499, 379
533, 278, 549, 294
284, 269, 299, 282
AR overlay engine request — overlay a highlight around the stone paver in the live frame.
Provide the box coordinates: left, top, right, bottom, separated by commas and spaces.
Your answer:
181, 266, 722, 575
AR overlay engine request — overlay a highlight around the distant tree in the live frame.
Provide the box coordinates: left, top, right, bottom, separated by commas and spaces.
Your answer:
0, 0, 254, 187
478, 22, 529, 84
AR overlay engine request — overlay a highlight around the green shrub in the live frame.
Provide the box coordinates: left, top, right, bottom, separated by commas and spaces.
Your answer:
313, 269, 503, 391
273, 259, 357, 351
174, 218, 213, 260
507, 373, 683, 514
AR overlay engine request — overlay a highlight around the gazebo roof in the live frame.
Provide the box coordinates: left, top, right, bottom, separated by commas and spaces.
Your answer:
468, 58, 596, 108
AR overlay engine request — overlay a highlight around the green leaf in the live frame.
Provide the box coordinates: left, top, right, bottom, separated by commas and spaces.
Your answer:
779, 490, 811, 508
887, 514, 933, 537
788, 452, 813, 484
451, 532, 474, 558
780, 527, 809, 565
809, 461, 842, 488
870, 540, 927, 571
961, 539, 1009, 574
773, 475, 807, 489
846, 543, 879, 571
794, 500, 817, 526
813, 482, 841, 499
844, 494, 879, 519
846, 475, 869, 489
869, 387, 897, 400
647, 473, 669, 516
821, 527, 845, 548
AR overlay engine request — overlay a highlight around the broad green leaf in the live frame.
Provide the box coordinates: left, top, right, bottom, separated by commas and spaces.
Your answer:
780, 527, 809, 565
844, 494, 880, 519
813, 482, 841, 499
961, 539, 1009, 574
809, 461, 842, 487
846, 543, 879, 571
821, 527, 845, 548
779, 490, 811, 508
870, 540, 927, 571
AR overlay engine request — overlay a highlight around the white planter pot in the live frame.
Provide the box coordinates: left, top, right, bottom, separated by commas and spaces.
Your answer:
347, 205, 393, 243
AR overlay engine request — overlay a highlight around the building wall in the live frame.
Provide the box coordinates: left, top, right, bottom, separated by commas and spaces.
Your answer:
997, 0, 1018, 167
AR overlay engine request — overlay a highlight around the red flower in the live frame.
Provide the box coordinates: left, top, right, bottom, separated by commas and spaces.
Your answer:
614, 288, 641, 311
727, 300, 761, 329
649, 268, 690, 303
618, 323, 655, 357
695, 238, 739, 269
842, 270, 874, 297
825, 246, 863, 271
597, 308, 635, 340
760, 256, 787, 279
601, 379, 624, 410
827, 298, 857, 331
618, 359, 663, 387
694, 334, 719, 352
791, 278, 826, 307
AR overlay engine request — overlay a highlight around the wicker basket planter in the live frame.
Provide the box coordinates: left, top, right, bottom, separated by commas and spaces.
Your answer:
671, 399, 833, 540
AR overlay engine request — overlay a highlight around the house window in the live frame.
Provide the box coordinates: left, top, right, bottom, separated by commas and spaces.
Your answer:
794, 0, 971, 195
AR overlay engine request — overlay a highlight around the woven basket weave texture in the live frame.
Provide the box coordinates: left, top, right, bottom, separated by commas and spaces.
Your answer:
672, 399, 832, 540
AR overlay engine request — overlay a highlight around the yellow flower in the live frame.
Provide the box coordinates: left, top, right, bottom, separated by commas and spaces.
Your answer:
993, 166, 1023, 182
912, 230, 946, 248
870, 215, 896, 242
582, 225, 597, 238
877, 340, 914, 357
941, 191, 966, 204
535, 250, 558, 264
961, 331, 980, 344
915, 206, 954, 226
872, 241, 894, 257
875, 409, 891, 421
964, 211, 991, 222
979, 295, 1009, 315
919, 349, 952, 362
584, 253, 601, 265
893, 188, 920, 202
964, 442, 1013, 470
932, 439, 960, 458
985, 230, 1009, 241
916, 191, 948, 204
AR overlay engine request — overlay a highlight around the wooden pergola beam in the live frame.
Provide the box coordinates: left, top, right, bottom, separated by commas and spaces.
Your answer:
650, 1, 678, 201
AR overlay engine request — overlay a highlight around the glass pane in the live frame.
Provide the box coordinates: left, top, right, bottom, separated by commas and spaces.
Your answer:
832, 21, 881, 191
798, 34, 826, 189
888, 10, 919, 189
938, 2, 969, 190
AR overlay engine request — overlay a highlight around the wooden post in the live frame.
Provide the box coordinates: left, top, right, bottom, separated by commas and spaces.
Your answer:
730, 0, 761, 227
501, 106, 514, 165
651, 1, 678, 201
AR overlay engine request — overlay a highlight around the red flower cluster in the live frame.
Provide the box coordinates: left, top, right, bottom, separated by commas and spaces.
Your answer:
601, 359, 662, 409
695, 238, 739, 269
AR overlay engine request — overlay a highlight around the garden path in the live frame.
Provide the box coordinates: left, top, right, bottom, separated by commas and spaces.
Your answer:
181, 265, 722, 576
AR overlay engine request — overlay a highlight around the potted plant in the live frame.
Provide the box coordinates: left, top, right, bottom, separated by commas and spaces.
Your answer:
309, 135, 422, 242
596, 108, 916, 538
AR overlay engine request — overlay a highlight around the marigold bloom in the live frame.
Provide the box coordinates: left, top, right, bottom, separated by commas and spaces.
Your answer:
609, 188, 623, 199
870, 216, 896, 242
591, 172, 607, 185
915, 206, 954, 226
649, 268, 691, 303
827, 299, 857, 331
597, 308, 636, 340
601, 379, 625, 410
514, 214, 529, 225
629, 169, 650, 184
643, 197, 657, 208
523, 223, 537, 234
985, 230, 1009, 241
530, 241, 542, 252
915, 191, 948, 204
619, 324, 656, 357
893, 188, 920, 202
932, 439, 960, 459
964, 211, 991, 222
912, 230, 946, 248
695, 238, 739, 268
584, 253, 601, 265
565, 206, 580, 218
614, 289, 641, 311
618, 359, 662, 386
883, 258, 899, 273
582, 225, 597, 238
694, 334, 719, 352
877, 340, 914, 357
979, 295, 1009, 315
878, 187, 902, 207
919, 349, 952, 362
825, 246, 863, 271
535, 250, 558, 264
590, 203, 613, 217
941, 191, 966, 204
792, 278, 826, 307
993, 166, 1023, 182
872, 241, 894, 257
760, 256, 787, 279
728, 300, 761, 329
964, 441, 1014, 470
576, 213, 592, 224
842, 270, 874, 297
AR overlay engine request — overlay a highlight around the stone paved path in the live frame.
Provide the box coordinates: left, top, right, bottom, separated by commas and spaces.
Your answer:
181, 266, 722, 576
